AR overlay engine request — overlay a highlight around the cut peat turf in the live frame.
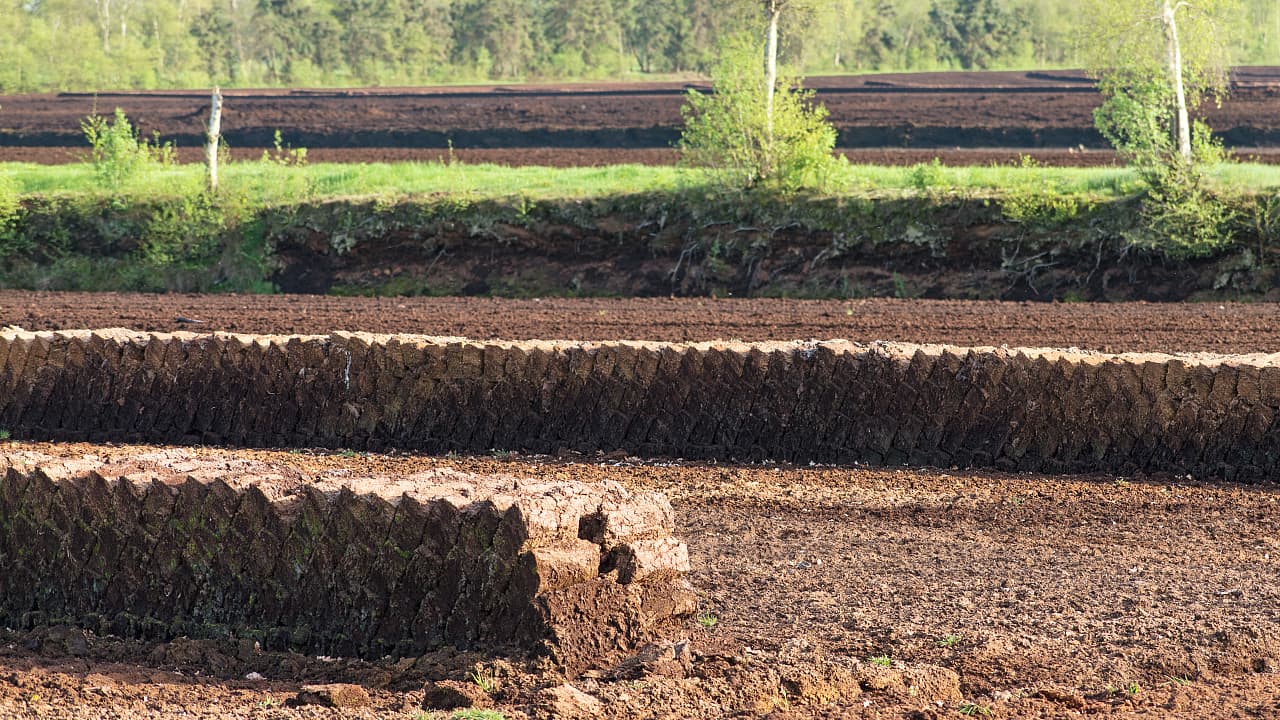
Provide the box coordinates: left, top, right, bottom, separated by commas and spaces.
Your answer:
3, 443, 1280, 719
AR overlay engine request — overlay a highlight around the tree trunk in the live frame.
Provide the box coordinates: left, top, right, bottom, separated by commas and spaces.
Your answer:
95, 0, 112, 53
206, 88, 223, 192
1161, 0, 1192, 162
765, 1, 781, 160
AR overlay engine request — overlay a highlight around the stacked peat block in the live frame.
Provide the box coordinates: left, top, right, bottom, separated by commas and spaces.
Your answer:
0, 450, 694, 674
0, 329, 1278, 479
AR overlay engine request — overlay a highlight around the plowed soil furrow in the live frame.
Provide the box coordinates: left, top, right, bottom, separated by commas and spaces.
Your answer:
2, 291, 1276, 354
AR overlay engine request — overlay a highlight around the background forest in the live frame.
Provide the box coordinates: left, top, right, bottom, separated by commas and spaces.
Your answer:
0, 0, 1277, 93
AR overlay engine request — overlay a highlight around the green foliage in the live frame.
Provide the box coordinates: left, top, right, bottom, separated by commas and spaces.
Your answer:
449, 710, 506, 720
3, 0, 1280, 91
908, 158, 947, 192
81, 109, 173, 189
1002, 157, 1087, 226
1081, 0, 1239, 110
929, 0, 1031, 69
0, 173, 20, 254
140, 193, 234, 290
1093, 81, 1227, 187
936, 634, 962, 648
261, 130, 309, 167
680, 33, 839, 191
1081, 0, 1241, 259
470, 667, 497, 694
1093, 83, 1235, 259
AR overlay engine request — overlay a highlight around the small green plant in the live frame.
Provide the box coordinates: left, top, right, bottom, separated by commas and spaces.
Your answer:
958, 702, 993, 717
489, 449, 514, 459
470, 667, 497, 694
81, 108, 172, 188
908, 158, 946, 192
1161, 674, 1192, 687
1126, 681, 1141, 695
261, 130, 308, 166
0, 430, 10, 441
697, 612, 719, 630
936, 634, 962, 648
256, 697, 277, 708
339, 449, 358, 458
868, 655, 893, 667
449, 710, 506, 720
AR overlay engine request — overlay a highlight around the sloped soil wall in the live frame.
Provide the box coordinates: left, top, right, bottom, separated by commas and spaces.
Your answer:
1, 330, 1277, 480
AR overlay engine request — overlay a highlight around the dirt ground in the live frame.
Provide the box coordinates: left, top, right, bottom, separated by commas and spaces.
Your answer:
5, 443, 1280, 719
5, 69, 1280, 166
1, 296, 1280, 718
2, 291, 1278, 354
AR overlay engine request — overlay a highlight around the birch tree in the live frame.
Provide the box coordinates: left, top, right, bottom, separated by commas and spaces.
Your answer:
1080, 0, 1239, 168
1082, 0, 1242, 257
681, 30, 836, 190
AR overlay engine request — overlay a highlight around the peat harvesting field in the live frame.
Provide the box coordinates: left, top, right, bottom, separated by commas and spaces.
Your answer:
0, 296, 1278, 719
6, 68, 1280, 166
2, 67, 1280, 720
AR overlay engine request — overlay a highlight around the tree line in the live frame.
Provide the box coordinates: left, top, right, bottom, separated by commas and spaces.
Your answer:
1, 0, 1276, 93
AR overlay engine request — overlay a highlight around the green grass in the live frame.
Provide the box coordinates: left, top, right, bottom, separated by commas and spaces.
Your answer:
9, 157, 1280, 204
0, 161, 693, 202
8, 158, 1280, 203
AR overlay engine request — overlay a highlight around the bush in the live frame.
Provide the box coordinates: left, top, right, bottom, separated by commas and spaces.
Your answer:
1094, 79, 1235, 258
81, 108, 173, 188
0, 173, 23, 258
680, 33, 839, 191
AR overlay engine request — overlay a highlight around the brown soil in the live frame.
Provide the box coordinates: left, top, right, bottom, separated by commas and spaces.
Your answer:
2, 291, 1277, 354
5, 68, 1280, 166
3, 295, 1280, 718
5, 442, 1280, 719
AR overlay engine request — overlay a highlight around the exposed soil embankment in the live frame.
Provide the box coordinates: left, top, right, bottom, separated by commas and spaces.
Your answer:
5, 193, 1278, 302
2, 330, 1277, 480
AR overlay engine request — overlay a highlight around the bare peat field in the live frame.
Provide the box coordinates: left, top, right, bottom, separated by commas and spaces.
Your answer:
0, 294, 1277, 718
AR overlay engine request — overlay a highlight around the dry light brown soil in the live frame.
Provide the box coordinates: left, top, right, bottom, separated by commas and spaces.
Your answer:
2, 293, 1280, 719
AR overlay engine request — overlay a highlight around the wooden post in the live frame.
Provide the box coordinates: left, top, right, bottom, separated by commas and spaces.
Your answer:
206, 88, 223, 192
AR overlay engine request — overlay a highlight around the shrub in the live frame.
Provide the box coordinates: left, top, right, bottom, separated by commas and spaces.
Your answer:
81, 108, 173, 188
0, 173, 24, 259
680, 33, 839, 192
1094, 79, 1235, 258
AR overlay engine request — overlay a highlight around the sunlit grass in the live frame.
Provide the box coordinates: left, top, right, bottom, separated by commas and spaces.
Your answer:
4, 159, 1280, 201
